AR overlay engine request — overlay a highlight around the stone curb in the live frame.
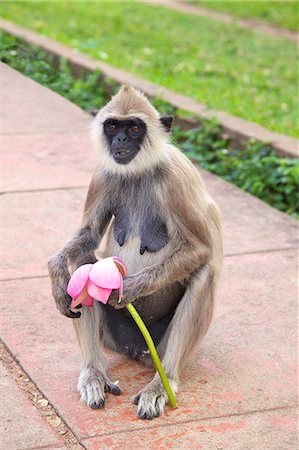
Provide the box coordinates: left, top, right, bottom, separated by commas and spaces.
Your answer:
147, 0, 298, 43
1, 18, 298, 158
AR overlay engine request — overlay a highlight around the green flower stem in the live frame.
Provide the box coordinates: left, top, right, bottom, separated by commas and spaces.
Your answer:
125, 303, 177, 409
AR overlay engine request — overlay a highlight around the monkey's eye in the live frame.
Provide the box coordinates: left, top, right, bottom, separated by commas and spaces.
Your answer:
106, 123, 117, 133
130, 125, 141, 134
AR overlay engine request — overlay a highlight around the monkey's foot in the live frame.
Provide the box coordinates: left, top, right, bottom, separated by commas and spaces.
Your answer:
78, 367, 120, 409
133, 377, 178, 420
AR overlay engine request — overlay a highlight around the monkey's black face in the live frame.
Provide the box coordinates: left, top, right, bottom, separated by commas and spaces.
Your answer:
103, 118, 147, 165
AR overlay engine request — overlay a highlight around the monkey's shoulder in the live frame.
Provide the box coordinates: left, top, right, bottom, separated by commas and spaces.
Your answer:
167, 145, 205, 183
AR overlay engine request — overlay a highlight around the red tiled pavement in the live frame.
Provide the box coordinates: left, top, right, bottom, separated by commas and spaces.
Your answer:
82, 408, 298, 450
1, 189, 86, 279
1, 250, 297, 437
2, 133, 94, 192
1, 63, 298, 449
1, 250, 297, 440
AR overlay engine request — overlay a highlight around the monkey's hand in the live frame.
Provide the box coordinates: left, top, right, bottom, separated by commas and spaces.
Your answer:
48, 254, 81, 319
108, 276, 139, 309
51, 279, 81, 319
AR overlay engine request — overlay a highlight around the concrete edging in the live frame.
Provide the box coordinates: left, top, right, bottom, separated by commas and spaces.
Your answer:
1, 18, 298, 158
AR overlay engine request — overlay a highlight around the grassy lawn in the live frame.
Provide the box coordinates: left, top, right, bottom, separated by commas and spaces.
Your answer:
0, 1, 297, 137
190, 1, 298, 32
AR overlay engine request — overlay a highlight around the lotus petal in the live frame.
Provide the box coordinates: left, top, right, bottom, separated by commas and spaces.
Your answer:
71, 292, 85, 309
112, 256, 127, 277
117, 274, 124, 303
87, 280, 112, 304
67, 264, 93, 298
71, 293, 94, 309
70, 286, 89, 308
89, 259, 123, 289
81, 295, 94, 307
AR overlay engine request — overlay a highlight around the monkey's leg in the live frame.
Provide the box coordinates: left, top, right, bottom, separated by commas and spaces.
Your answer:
134, 265, 214, 419
73, 303, 120, 409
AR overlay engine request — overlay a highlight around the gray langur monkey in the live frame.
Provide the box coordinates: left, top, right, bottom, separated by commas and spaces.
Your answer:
48, 85, 223, 420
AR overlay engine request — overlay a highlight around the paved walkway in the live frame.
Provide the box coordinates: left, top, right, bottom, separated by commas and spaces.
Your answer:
1, 63, 298, 449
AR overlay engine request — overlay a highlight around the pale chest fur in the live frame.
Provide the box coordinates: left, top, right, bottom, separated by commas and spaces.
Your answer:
95, 169, 176, 275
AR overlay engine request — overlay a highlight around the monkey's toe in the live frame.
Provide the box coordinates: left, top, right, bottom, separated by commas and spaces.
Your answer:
90, 399, 105, 409
79, 381, 105, 409
137, 392, 164, 420
104, 382, 121, 396
132, 393, 140, 405
77, 367, 107, 409
134, 378, 177, 420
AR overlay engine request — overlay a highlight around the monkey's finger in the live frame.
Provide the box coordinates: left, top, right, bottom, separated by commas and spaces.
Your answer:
108, 297, 124, 309
107, 292, 120, 307
109, 290, 120, 301
108, 299, 118, 308
113, 300, 127, 310
67, 310, 81, 319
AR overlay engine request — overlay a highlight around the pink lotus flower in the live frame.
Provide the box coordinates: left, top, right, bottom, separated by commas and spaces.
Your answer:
67, 257, 127, 309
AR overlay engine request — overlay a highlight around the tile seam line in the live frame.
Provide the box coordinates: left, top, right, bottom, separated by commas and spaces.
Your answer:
225, 246, 298, 258
2, 130, 90, 136
80, 404, 299, 441
25, 445, 68, 450
1, 246, 297, 283
1, 185, 89, 195
1, 274, 49, 282
0, 339, 87, 450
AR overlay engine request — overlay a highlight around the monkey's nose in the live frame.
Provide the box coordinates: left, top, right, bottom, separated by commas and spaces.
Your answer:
117, 135, 127, 142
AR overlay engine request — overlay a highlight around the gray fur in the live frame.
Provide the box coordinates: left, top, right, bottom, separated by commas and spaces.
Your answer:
73, 303, 120, 408
48, 86, 222, 419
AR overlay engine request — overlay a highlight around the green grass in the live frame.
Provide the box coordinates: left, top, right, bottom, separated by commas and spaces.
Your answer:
191, 1, 298, 32
1, 30, 298, 218
177, 124, 299, 218
0, 1, 297, 137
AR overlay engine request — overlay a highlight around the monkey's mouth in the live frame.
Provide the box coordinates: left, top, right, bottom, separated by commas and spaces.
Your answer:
113, 148, 138, 164
115, 149, 131, 157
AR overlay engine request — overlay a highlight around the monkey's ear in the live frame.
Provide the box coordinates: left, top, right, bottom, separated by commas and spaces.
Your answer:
160, 115, 173, 132
88, 108, 98, 117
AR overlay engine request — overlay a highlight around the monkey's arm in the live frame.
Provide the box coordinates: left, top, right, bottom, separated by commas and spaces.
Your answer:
48, 174, 112, 318
110, 236, 210, 309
